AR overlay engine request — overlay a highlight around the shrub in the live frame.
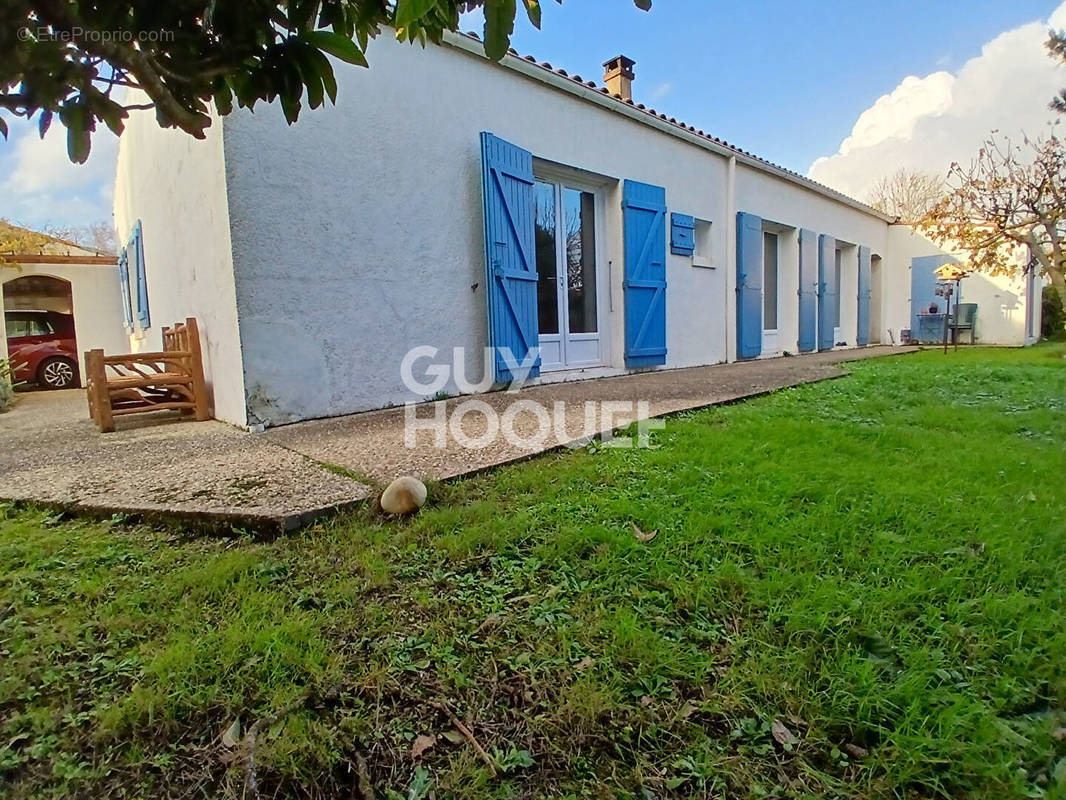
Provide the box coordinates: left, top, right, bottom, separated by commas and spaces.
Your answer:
1042, 285, 1065, 340
0, 358, 17, 413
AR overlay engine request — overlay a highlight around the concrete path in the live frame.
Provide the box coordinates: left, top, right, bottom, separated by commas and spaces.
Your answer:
0, 347, 911, 530
0, 391, 373, 530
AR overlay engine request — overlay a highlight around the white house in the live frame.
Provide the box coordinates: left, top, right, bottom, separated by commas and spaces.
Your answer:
112, 32, 1042, 429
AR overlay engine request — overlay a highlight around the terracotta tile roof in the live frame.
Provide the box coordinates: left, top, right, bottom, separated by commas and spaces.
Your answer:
455, 31, 892, 222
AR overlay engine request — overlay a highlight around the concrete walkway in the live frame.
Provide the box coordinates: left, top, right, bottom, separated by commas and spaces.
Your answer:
0, 346, 911, 530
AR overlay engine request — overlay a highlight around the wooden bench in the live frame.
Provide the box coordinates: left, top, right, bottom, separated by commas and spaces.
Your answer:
85, 317, 210, 433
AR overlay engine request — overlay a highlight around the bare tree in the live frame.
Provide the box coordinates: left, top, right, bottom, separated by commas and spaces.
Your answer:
46, 222, 118, 255
1047, 30, 1066, 113
921, 128, 1066, 318
867, 168, 944, 223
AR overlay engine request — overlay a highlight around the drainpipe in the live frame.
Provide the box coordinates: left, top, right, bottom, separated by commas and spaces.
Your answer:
725, 154, 736, 363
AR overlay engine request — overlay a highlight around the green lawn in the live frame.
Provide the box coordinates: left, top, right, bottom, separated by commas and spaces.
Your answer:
2, 346, 1065, 799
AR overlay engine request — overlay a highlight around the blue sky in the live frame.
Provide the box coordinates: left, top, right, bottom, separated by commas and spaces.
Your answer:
2, 0, 1064, 234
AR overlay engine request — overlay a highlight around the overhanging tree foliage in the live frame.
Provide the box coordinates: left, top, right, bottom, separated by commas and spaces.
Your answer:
921, 129, 1066, 319
1, 0, 651, 163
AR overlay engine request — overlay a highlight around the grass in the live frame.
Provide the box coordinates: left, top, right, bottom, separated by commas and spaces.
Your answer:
2, 345, 1065, 799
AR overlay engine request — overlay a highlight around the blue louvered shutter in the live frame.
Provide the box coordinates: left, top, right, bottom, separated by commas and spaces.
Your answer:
735, 212, 763, 359
856, 245, 871, 346
132, 220, 150, 329
670, 213, 695, 256
480, 132, 540, 383
797, 229, 817, 352
817, 234, 836, 350
117, 246, 133, 330
622, 180, 667, 368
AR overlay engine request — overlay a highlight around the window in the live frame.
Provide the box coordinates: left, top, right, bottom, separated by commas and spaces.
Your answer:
534, 180, 558, 335
693, 219, 713, 266
564, 187, 597, 334
833, 248, 843, 327
5, 315, 53, 339
534, 179, 598, 336
763, 231, 778, 330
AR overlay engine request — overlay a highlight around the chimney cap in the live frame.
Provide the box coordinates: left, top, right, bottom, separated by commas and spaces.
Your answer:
603, 54, 636, 74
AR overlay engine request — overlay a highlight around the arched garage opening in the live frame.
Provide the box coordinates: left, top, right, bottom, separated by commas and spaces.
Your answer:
2, 275, 81, 389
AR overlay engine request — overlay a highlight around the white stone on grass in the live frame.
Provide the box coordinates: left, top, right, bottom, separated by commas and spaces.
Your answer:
379, 476, 427, 515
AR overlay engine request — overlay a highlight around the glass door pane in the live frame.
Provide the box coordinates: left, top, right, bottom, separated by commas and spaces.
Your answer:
762, 231, 778, 330
563, 188, 597, 334
534, 181, 559, 335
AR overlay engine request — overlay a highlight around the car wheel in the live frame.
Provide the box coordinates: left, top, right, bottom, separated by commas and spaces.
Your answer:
37, 357, 79, 390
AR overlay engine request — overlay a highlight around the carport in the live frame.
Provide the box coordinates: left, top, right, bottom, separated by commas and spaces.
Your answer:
1, 224, 127, 389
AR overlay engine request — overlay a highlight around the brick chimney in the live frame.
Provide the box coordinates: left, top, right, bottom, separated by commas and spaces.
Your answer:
603, 55, 635, 101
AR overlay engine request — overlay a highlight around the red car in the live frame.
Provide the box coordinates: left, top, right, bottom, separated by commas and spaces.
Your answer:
4, 310, 80, 390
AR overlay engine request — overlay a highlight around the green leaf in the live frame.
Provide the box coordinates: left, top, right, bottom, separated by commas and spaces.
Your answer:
59, 103, 92, 163
213, 83, 234, 116
0, 116, 7, 139
483, 0, 517, 61
406, 765, 431, 800
395, 0, 439, 29
38, 110, 52, 138
305, 30, 368, 66
521, 0, 541, 29
67, 118, 91, 164
633, 0, 652, 9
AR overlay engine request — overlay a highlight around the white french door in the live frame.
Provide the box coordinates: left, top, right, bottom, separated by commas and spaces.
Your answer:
533, 177, 602, 370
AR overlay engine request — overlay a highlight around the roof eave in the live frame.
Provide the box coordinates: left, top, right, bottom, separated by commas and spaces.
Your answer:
442, 31, 895, 224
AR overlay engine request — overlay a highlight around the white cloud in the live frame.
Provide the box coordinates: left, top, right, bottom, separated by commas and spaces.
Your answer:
0, 120, 117, 231
651, 82, 674, 101
809, 4, 1066, 202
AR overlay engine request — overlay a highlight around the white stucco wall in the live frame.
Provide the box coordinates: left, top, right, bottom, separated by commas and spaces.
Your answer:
886, 226, 1041, 346
114, 103, 248, 426
221, 34, 914, 425
1, 261, 127, 381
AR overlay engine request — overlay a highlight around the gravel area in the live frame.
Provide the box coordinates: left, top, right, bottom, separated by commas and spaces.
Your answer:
0, 347, 912, 529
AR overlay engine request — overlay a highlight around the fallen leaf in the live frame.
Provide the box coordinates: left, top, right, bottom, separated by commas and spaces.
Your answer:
441, 729, 465, 745
771, 719, 798, 747
475, 613, 504, 635
575, 657, 595, 671
1053, 727, 1066, 741
221, 718, 241, 748
411, 733, 437, 759
843, 743, 868, 759
679, 702, 700, 720
632, 522, 658, 542
640, 695, 653, 708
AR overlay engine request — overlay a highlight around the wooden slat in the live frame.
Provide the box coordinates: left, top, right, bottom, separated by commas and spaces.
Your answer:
111, 402, 196, 416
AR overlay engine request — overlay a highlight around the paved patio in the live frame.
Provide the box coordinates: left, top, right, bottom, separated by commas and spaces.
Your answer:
0, 346, 911, 530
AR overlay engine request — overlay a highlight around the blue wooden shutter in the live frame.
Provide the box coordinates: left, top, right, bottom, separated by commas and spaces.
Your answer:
117, 246, 133, 330
480, 132, 540, 382
817, 234, 836, 350
797, 228, 817, 352
132, 220, 150, 329
622, 180, 667, 368
735, 211, 763, 359
670, 213, 695, 256
856, 245, 871, 346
